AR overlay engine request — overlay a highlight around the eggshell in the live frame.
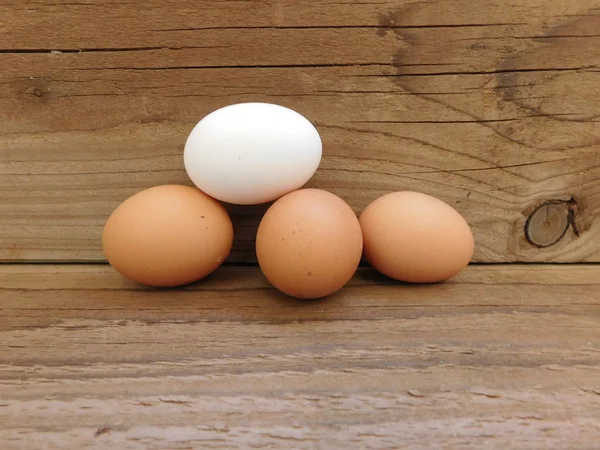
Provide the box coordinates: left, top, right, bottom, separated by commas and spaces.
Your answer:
184, 103, 322, 205
256, 189, 363, 299
359, 191, 474, 283
102, 185, 233, 287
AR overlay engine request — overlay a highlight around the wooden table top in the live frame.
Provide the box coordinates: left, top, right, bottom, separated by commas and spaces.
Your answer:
2, 264, 599, 448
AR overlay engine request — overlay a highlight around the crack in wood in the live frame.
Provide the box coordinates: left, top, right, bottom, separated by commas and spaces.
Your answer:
385, 67, 596, 78
0, 46, 225, 54
152, 23, 527, 32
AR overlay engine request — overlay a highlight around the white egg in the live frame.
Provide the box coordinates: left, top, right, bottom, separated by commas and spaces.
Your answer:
184, 103, 322, 205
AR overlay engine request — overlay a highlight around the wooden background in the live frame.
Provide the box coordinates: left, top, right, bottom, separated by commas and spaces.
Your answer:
1, 0, 599, 263
2, 1, 600, 449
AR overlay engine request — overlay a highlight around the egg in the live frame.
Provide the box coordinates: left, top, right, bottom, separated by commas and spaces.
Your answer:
184, 103, 322, 205
256, 189, 363, 299
102, 185, 233, 287
359, 191, 474, 283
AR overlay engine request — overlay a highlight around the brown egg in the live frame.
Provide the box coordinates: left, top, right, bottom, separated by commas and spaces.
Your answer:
359, 191, 474, 283
256, 189, 363, 299
103, 185, 233, 287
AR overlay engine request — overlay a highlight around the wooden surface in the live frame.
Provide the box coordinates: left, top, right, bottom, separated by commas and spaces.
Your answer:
3, 4, 599, 447
0, 264, 599, 449
1, 0, 600, 263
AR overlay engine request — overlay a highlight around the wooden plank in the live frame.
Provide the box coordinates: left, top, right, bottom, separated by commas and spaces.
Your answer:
1, 264, 600, 449
1, 0, 599, 262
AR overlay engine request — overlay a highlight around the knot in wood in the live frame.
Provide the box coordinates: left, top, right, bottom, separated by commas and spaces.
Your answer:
525, 199, 578, 248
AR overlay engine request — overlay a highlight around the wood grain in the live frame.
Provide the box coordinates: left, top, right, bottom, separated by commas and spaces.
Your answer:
1, 264, 600, 449
1, 0, 600, 263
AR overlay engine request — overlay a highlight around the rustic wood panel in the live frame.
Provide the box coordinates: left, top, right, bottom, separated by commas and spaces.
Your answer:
1, 0, 599, 262
1, 264, 600, 448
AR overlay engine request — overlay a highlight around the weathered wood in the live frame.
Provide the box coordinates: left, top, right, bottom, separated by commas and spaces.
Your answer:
1, 0, 599, 262
1, 264, 600, 449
